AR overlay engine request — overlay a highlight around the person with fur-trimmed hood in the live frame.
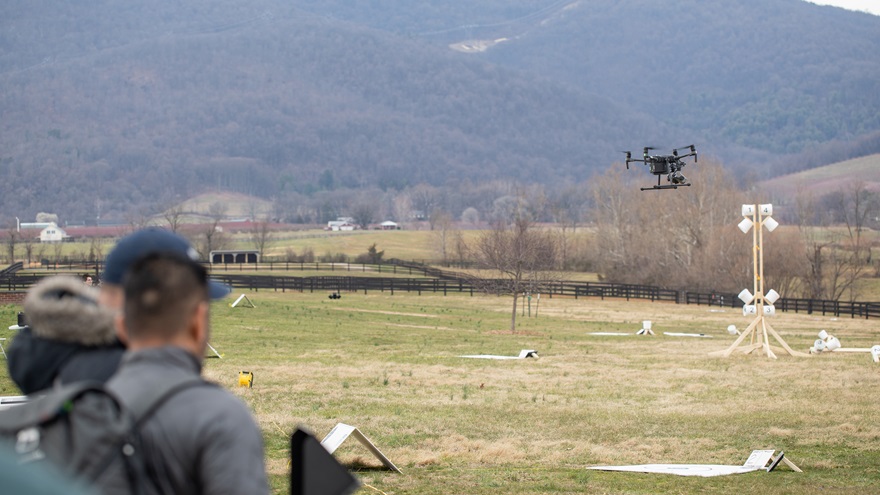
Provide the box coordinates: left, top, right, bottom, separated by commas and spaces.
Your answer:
7, 275, 124, 395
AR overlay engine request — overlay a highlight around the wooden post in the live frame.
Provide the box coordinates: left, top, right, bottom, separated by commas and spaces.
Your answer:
711, 205, 810, 359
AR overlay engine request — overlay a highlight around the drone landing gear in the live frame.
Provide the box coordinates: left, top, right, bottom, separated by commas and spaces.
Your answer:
641, 184, 691, 191
641, 175, 691, 191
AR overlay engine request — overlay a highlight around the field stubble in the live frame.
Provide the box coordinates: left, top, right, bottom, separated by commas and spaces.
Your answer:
3, 291, 879, 494
201, 291, 880, 494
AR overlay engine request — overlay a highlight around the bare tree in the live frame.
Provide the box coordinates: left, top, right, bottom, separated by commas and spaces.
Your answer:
22, 232, 35, 266
431, 211, 453, 261
589, 166, 651, 283
470, 217, 559, 332
350, 200, 378, 230
198, 202, 228, 260
764, 227, 809, 298
489, 195, 525, 225
35, 243, 46, 265
793, 183, 878, 301
250, 219, 273, 259
589, 161, 748, 292
836, 182, 878, 301
87, 237, 105, 263
36, 212, 58, 224
162, 203, 186, 234
452, 230, 469, 265
410, 183, 439, 223
393, 192, 414, 225
460, 207, 480, 226
5, 223, 18, 264
124, 208, 150, 235
52, 239, 63, 262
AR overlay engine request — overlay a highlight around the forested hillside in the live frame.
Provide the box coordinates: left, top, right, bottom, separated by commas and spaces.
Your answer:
483, 0, 880, 156
291, 0, 880, 159
1, 0, 878, 223
0, 0, 680, 222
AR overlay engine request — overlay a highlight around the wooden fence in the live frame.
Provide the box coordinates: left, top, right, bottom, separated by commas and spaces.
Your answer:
4, 265, 879, 320
211, 275, 879, 319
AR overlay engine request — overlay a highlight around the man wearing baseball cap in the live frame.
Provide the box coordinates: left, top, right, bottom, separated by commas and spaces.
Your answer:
100, 227, 230, 315
106, 248, 268, 494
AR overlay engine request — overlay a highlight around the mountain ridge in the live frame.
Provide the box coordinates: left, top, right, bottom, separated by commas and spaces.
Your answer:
0, 0, 877, 223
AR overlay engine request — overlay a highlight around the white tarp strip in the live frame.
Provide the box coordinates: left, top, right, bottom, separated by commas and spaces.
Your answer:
459, 349, 538, 360
587, 464, 761, 477
589, 450, 776, 477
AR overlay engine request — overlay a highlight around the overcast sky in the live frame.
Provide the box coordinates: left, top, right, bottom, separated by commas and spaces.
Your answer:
804, 0, 880, 15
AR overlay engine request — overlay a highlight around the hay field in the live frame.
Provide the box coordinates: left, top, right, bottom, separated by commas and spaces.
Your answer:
2, 292, 879, 494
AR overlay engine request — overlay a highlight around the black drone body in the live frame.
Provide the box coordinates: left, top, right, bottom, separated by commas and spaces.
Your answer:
623, 145, 697, 191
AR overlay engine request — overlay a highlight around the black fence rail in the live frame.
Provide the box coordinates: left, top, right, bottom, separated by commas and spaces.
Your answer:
775, 298, 880, 319
0, 273, 42, 292
36, 260, 101, 271
388, 260, 472, 281
0, 262, 23, 278
3, 267, 879, 319
560, 282, 680, 302
32, 259, 438, 277
216, 276, 880, 319
215, 275, 479, 296
683, 290, 880, 319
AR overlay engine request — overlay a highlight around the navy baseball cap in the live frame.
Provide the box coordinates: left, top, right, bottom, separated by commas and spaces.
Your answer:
103, 228, 230, 299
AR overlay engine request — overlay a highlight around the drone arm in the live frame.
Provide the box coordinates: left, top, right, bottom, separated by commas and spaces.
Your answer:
674, 145, 697, 162
625, 158, 647, 169
623, 151, 642, 170
676, 152, 697, 161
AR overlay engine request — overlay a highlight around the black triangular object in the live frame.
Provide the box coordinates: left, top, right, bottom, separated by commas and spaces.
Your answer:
291, 428, 360, 495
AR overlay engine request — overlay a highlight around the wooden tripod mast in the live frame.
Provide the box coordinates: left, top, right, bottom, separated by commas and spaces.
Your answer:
710, 204, 810, 359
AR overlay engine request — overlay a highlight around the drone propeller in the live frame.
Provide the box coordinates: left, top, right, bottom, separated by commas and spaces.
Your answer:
621, 151, 632, 169
673, 144, 698, 162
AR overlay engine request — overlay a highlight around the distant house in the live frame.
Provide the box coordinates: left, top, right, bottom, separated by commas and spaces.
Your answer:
326, 217, 357, 231
39, 224, 69, 243
379, 221, 399, 230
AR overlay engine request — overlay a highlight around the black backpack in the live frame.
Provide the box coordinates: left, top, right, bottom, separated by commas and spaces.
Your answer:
0, 377, 205, 495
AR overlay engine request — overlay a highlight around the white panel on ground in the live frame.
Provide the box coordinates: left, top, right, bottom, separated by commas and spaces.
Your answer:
230, 294, 255, 308
320, 423, 401, 473
459, 349, 538, 360
588, 450, 781, 478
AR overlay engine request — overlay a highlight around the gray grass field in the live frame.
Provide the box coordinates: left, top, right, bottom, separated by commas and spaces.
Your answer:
2, 291, 879, 494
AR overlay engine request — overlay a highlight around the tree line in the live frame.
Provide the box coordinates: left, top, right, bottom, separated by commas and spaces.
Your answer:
5, 160, 878, 306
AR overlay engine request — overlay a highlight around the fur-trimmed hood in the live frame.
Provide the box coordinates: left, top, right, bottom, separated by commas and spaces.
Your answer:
23, 276, 117, 346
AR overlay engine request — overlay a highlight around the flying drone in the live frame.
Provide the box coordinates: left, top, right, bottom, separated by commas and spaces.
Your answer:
623, 145, 697, 191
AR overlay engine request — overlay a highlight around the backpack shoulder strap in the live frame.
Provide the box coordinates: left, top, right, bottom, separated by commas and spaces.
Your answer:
0, 381, 107, 430
123, 375, 215, 426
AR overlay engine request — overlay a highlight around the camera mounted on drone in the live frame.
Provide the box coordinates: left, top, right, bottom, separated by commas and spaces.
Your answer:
623, 145, 697, 191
